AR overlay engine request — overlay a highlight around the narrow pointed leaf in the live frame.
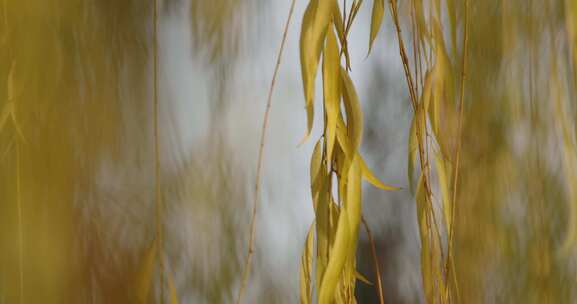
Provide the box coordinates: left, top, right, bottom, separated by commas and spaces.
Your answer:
368, 0, 384, 55
323, 25, 341, 170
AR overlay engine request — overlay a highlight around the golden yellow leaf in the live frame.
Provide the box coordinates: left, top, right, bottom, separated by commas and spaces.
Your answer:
355, 270, 372, 285
368, 0, 384, 55
415, 175, 433, 301
340, 68, 363, 153
310, 139, 323, 201
360, 156, 399, 191
300, 223, 315, 304
345, 155, 362, 258
299, 0, 321, 142
408, 112, 418, 193
434, 152, 451, 231
323, 24, 341, 171
318, 209, 351, 304
336, 116, 397, 190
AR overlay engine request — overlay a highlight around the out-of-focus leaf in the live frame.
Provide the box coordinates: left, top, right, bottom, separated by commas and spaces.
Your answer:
0, 102, 14, 133
167, 271, 179, 304
137, 240, 157, 303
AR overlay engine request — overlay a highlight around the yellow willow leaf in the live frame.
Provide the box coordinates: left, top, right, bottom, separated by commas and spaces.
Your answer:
355, 270, 372, 285
345, 155, 362, 259
315, 193, 330, 292
333, 4, 345, 41
421, 69, 433, 115
340, 67, 363, 153
360, 156, 399, 191
312, 0, 336, 39
311, 139, 323, 202
336, 116, 397, 190
323, 24, 341, 170
434, 153, 451, 231
408, 112, 418, 193
446, 0, 457, 54
300, 223, 315, 304
313, 164, 330, 289
167, 271, 179, 304
332, 5, 352, 70
318, 210, 351, 304
368, 0, 384, 55
348, 0, 364, 28
299, 0, 321, 142
336, 115, 353, 156
415, 175, 433, 302
137, 240, 157, 303
413, 0, 430, 44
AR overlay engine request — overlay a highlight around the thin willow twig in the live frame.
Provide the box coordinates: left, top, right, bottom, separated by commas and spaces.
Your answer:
362, 217, 384, 304
235, 1, 296, 303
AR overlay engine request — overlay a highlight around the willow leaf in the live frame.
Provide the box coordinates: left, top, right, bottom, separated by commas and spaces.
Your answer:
323, 25, 341, 170
368, 0, 384, 55
311, 139, 323, 204
408, 113, 418, 193
355, 270, 372, 285
434, 153, 451, 231
318, 209, 351, 304
340, 68, 363, 153
345, 155, 362, 259
167, 271, 179, 304
336, 116, 397, 190
137, 240, 157, 303
299, 0, 321, 142
300, 223, 315, 304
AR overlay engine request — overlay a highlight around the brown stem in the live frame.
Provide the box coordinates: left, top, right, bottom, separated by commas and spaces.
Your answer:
362, 217, 384, 304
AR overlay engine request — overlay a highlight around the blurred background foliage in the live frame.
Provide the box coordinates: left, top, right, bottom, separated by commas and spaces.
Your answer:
1, 0, 577, 303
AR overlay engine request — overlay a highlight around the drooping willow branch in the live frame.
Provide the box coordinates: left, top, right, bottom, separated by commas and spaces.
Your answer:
235, 1, 296, 303
297, 1, 397, 303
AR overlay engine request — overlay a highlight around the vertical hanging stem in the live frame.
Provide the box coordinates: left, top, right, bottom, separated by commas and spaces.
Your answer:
362, 217, 384, 304
236, 1, 296, 303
